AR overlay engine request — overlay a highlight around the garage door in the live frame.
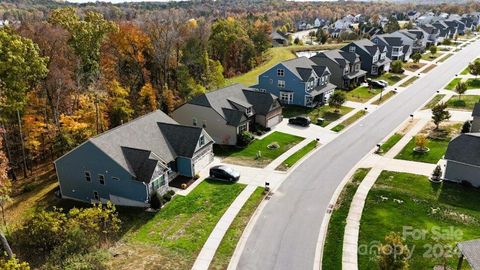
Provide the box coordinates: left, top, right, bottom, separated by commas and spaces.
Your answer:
193, 150, 214, 174
266, 115, 282, 128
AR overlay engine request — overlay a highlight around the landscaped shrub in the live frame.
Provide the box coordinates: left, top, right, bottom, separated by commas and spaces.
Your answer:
462, 120, 472, 133
238, 131, 254, 146
22, 183, 37, 193
163, 192, 173, 202
167, 190, 175, 197
431, 165, 442, 182
391, 60, 403, 74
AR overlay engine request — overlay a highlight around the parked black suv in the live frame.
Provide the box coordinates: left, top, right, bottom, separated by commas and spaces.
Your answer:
209, 165, 240, 182
288, 116, 311, 127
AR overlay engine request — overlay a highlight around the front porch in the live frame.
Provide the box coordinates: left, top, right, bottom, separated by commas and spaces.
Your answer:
343, 70, 367, 89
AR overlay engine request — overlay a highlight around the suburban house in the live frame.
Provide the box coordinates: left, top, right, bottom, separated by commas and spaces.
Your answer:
341, 40, 391, 76
400, 28, 429, 53
444, 133, 480, 187
310, 49, 367, 89
172, 84, 282, 145
471, 103, 480, 132
54, 110, 214, 207
407, 10, 421, 21
371, 33, 412, 61
419, 24, 441, 45
255, 57, 336, 108
432, 21, 453, 40
271, 30, 289, 46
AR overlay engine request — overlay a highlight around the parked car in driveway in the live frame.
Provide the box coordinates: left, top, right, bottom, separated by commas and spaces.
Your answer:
366, 78, 388, 88
209, 165, 240, 182
289, 116, 311, 127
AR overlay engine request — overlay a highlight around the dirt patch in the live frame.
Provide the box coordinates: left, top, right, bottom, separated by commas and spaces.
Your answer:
419, 121, 463, 139
110, 242, 192, 270
222, 156, 271, 168
397, 119, 419, 135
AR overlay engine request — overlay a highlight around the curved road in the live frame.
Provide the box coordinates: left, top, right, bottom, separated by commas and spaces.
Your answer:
237, 39, 480, 270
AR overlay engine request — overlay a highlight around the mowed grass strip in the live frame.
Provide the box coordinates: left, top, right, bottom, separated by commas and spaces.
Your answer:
283, 105, 353, 127
331, 110, 367, 132
379, 133, 403, 155
358, 171, 480, 269
375, 73, 407, 86
399, 76, 418, 87
208, 187, 265, 270
422, 94, 445, 109
446, 95, 480, 111
445, 78, 461, 90
128, 180, 246, 269
322, 168, 371, 269
344, 86, 381, 103
220, 131, 304, 167
372, 91, 396, 105
421, 64, 436, 73
276, 140, 318, 171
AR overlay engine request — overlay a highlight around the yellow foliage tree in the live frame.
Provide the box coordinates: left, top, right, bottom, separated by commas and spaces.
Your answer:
137, 83, 157, 115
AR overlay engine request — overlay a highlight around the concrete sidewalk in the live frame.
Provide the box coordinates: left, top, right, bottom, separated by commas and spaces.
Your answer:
192, 185, 257, 270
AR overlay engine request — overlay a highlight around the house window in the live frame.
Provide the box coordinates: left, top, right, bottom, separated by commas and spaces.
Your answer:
372, 66, 378, 74
246, 107, 252, 115
199, 135, 205, 147
112, 177, 119, 181
277, 69, 285, 77
278, 80, 285, 88
193, 117, 197, 126
98, 174, 105, 185
85, 171, 91, 182
93, 191, 99, 201
279, 91, 293, 104
202, 120, 207, 128
349, 46, 356, 53
239, 123, 247, 134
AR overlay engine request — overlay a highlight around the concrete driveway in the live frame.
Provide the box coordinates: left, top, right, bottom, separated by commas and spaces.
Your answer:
271, 119, 338, 145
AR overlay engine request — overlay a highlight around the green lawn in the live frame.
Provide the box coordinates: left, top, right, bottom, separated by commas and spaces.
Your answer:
358, 171, 480, 269
331, 110, 367, 132
466, 78, 480, 89
209, 187, 264, 270
226, 47, 296, 86
399, 76, 418, 87
276, 140, 318, 171
446, 95, 480, 111
322, 168, 371, 270
422, 94, 445, 109
461, 66, 470, 75
403, 62, 425, 72
394, 123, 461, 164
283, 105, 354, 127
372, 91, 396, 105
445, 78, 461, 90
220, 131, 304, 167
375, 73, 407, 86
127, 180, 246, 270
379, 133, 403, 155
344, 86, 381, 103
421, 52, 443, 61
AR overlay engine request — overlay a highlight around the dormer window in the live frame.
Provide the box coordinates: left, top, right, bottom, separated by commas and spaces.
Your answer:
246, 107, 252, 115
277, 69, 285, 77
193, 117, 198, 126
349, 46, 356, 53
199, 135, 205, 147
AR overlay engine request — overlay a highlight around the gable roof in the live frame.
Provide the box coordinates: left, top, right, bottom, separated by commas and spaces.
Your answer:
77, 110, 211, 182
457, 239, 480, 270
188, 83, 280, 126
345, 39, 382, 56
445, 133, 480, 166
311, 49, 359, 68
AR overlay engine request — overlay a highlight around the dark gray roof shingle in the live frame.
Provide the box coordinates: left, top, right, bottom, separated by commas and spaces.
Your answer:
445, 133, 480, 166
458, 239, 480, 270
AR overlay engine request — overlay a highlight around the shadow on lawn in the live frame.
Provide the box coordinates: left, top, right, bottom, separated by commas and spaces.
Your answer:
437, 181, 480, 212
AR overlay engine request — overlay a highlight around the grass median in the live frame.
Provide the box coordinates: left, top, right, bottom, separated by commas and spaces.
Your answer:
331, 110, 367, 132
276, 140, 318, 171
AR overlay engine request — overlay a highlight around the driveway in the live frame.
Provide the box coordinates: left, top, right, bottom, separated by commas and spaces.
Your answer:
272, 119, 338, 144
236, 39, 480, 270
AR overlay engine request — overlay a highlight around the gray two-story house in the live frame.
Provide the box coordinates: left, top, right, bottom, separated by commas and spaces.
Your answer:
310, 49, 367, 89
371, 34, 412, 61
172, 84, 282, 145
55, 110, 214, 207
341, 40, 391, 76
255, 57, 336, 108
400, 28, 429, 53
420, 24, 441, 46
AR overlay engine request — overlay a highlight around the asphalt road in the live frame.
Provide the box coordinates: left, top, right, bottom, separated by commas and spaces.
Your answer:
237, 39, 480, 270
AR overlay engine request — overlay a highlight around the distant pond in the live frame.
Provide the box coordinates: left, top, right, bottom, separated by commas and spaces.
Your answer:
295, 50, 324, 58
